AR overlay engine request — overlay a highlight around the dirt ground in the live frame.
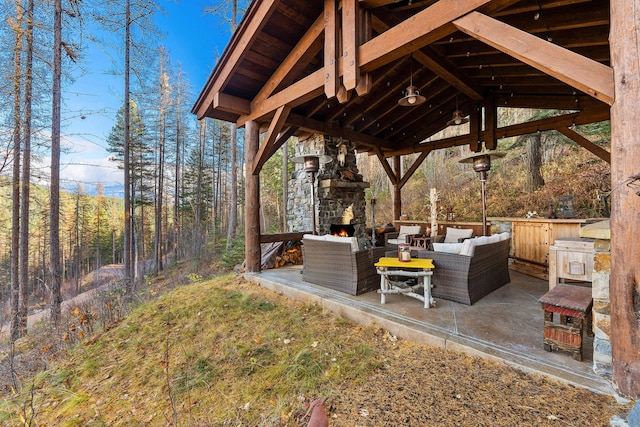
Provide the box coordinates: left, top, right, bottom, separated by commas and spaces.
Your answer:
303, 337, 631, 426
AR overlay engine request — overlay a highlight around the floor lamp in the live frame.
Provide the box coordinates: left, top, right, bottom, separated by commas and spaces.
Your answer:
459, 152, 505, 236
292, 154, 332, 235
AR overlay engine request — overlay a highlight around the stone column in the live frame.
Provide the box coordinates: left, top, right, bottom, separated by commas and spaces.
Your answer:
580, 221, 611, 377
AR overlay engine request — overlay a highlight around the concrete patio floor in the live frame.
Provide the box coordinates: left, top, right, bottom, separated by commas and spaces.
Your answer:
245, 266, 615, 395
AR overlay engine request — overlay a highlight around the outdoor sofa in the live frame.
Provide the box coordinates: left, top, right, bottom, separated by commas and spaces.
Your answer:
302, 234, 386, 295
415, 232, 512, 305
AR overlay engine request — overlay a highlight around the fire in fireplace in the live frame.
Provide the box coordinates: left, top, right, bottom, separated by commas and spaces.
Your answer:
330, 224, 355, 237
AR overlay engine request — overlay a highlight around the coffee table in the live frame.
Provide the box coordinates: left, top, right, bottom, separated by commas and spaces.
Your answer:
374, 257, 435, 308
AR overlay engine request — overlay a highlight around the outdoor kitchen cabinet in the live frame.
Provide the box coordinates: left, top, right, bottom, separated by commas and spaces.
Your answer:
489, 218, 593, 280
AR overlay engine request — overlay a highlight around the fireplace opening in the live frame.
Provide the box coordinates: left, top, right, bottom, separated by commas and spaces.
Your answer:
330, 224, 355, 237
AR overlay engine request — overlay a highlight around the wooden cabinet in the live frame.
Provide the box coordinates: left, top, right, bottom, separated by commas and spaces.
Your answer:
548, 238, 595, 290
490, 218, 593, 280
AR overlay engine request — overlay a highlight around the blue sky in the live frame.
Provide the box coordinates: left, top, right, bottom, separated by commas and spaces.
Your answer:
59, 0, 235, 195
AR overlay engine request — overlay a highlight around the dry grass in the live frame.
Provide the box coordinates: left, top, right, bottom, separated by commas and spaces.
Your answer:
0, 273, 631, 426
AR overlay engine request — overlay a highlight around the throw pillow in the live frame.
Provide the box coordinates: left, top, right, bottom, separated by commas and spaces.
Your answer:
443, 227, 474, 243
397, 225, 421, 243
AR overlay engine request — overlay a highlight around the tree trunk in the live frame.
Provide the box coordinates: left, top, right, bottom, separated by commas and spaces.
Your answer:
173, 72, 183, 262
19, 0, 34, 336
525, 132, 545, 192
50, 0, 63, 328
123, 0, 133, 293
226, 123, 238, 250
225, 0, 239, 250
610, 0, 640, 399
9, 0, 24, 343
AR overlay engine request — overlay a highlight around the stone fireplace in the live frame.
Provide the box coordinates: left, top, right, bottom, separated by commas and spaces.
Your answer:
287, 134, 369, 239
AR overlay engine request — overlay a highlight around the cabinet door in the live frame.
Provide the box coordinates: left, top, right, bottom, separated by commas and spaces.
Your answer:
512, 221, 549, 264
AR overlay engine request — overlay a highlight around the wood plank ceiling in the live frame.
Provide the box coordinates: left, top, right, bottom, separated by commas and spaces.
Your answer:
192, 0, 612, 172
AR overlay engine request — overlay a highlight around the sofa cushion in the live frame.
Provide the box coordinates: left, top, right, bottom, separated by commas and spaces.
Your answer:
459, 238, 475, 256
458, 233, 511, 257
432, 242, 464, 254
321, 234, 359, 252
443, 227, 474, 243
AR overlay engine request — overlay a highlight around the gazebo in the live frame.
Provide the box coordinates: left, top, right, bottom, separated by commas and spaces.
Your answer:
192, 0, 640, 399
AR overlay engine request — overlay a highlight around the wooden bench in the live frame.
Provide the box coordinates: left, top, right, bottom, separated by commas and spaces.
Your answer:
539, 284, 593, 361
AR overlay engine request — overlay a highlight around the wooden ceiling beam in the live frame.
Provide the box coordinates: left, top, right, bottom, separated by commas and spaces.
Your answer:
556, 126, 611, 164
343, 0, 359, 91
494, 108, 611, 139
490, 0, 594, 17
193, 0, 279, 119
286, 113, 394, 150
373, 146, 398, 185
238, 70, 325, 127
213, 93, 251, 116
359, 0, 493, 72
252, 105, 292, 175
324, 0, 339, 99
454, 12, 614, 105
371, 15, 485, 101
238, 0, 485, 126
385, 108, 610, 157
398, 149, 431, 188
253, 14, 324, 106
413, 47, 485, 101
495, 94, 607, 110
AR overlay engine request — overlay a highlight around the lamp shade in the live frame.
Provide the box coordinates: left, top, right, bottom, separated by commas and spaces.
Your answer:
459, 152, 505, 170
292, 154, 332, 173
398, 85, 426, 107
447, 110, 470, 126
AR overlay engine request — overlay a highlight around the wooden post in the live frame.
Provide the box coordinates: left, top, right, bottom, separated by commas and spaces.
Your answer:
392, 155, 401, 220
610, 0, 640, 399
430, 188, 438, 240
245, 120, 261, 273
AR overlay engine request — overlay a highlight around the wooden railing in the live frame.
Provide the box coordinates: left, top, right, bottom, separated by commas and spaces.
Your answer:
259, 231, 311, 243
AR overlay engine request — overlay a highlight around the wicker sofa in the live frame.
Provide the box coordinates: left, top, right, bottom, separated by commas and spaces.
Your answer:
302, 234, 386, 295
415, 233, 511, 305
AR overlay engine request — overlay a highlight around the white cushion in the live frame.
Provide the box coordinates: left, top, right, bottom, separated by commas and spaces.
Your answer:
443, 227, 474, 243
303, 234, 325, 241
486, 234, 501, 244
473, 235, 491, 246
459, 239, 475, 256
322, 234, 359, 252
432, 242, 463, 254
497, 232, 511, 241
304, 234, 359, 252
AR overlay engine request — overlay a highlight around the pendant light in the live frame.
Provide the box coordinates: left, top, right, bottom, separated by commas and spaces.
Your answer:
398, 61, 425, 107
447, 96, 469, 126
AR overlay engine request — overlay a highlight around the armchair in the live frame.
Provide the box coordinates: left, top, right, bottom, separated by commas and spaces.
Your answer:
302, 234, 386, 295
384, 225, 422, 251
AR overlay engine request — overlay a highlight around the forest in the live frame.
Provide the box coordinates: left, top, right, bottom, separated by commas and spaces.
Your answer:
0, 0, 612, 410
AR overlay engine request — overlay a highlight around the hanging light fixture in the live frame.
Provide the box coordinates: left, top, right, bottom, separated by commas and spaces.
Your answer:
446, 96, 469, 126
398, 61, 425, 107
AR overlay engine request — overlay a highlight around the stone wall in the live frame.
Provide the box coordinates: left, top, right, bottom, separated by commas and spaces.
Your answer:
580, 221, 612, 378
